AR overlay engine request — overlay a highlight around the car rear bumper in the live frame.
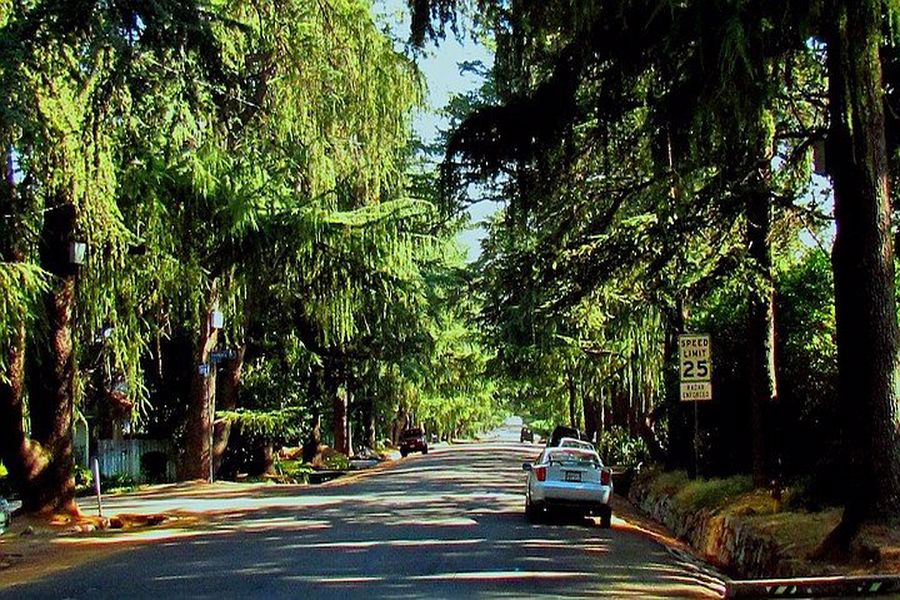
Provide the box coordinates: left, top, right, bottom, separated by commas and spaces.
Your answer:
531, 481, 611, 507
538, 498, 611, 516
400, 443, 427, 452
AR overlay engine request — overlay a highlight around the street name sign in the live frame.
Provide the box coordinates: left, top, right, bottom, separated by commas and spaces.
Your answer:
210, 349, 237, 363
679, 333, 712, 401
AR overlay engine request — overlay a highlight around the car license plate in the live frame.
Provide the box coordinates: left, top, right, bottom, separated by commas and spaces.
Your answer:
565, 471, 581, 482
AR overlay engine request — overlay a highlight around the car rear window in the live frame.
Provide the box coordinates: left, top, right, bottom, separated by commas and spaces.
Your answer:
403, 429, 423, 438
560, 440, 594, 450
547, 449, 601, 466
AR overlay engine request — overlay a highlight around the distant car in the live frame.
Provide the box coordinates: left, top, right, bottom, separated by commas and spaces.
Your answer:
520, 426, 534, 443
399, 428, 428, 457
523, 446, 613, 528
558, 437, 595, 451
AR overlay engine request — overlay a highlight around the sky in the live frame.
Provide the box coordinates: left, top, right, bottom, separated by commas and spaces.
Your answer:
371, 1, 497, 261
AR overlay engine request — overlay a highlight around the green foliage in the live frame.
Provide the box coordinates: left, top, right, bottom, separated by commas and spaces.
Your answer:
322, 452, 350, 471
597, 427, 649, 469
647, 469, 691, 497
274, 459, 314, 484
218, 408, 306, 443
74, 467, 93, 488
0, 263, 50, 384
100, 473, 140, 494
0, 0, 496, 479
775, 250, 840, 479
526, 418, 555, 439
674, 475, 755, 512
644, 468, 755, 511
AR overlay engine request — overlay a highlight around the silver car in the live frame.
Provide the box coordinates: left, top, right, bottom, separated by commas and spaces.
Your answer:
523, 446, 613, 527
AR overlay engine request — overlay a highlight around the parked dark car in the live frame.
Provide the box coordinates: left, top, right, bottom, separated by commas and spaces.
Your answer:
399, 428, 428, 457
520, 426, 534, 443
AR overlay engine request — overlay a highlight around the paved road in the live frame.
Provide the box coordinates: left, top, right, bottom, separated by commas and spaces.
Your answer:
2, 438, 725, 599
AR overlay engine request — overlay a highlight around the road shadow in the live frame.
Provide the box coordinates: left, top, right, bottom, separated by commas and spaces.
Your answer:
2, 443, 725, 600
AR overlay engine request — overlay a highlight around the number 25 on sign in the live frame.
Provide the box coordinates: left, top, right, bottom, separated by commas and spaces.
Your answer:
679, 334, 712, 401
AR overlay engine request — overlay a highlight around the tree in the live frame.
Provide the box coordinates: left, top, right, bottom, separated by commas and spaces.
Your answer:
418, 1, 900, 531
0, 0, 438, 510
820, 0, 900, 539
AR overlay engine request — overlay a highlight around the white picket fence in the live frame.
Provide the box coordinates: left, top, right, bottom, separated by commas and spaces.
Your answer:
96, 439, 175, 482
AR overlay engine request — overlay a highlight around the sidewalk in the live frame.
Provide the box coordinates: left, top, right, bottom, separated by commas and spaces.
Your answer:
0, 454, 403, 588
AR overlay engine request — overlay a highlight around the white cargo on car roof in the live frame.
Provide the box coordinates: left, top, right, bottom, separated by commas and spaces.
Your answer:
522, 446, 613, 527
557, 437, 595, 451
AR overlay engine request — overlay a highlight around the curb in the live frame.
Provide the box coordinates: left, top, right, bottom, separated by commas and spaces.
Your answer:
726, 575, 900, 598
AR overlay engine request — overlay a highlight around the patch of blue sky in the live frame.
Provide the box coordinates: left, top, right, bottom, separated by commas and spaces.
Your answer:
372, 0, 498, 261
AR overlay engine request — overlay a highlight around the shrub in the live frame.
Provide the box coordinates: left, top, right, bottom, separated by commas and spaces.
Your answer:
75, 467, 93, 486
674, 475, 754, 511
649, 470, 690, 496
323, 452, 350, 471
598, 426, 649, 469
275, 459, 314, 483
100, 473, 139, 493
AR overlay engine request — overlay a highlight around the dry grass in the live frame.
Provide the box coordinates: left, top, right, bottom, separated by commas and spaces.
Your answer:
643, 470, 900, 576
674, 475, 754, 511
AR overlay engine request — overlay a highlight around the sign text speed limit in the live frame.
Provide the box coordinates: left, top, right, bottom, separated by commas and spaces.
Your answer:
679, 334, 712, 401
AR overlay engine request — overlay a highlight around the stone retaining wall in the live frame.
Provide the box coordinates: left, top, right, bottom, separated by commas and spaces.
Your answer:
628, 474, 782, 578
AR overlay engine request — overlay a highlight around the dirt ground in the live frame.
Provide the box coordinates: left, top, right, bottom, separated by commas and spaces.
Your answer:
0, 499, 204, 586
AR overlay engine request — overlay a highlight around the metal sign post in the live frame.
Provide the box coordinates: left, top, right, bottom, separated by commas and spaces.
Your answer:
92, 457, 104, 518
204, 348, 235, 484
679, 334, 712, 478
208, 361, 217, 484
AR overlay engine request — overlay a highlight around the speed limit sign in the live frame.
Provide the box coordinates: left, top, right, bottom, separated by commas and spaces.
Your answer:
679, 334, 712, 401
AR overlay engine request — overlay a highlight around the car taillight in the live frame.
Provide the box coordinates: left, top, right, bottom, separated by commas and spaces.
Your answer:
601, 469, 611, 486
534, 466, 547, 482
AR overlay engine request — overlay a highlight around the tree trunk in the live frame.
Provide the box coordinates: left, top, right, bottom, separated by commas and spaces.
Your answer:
566, 364, 579, 430
302, 414, 323, 463
391, 408, 409, 446
362, 393, 376, 450
0, 145, 43, 506
0, 319, 36, 488
181, 286, 219, 481
824, 0, 900, 536
599, 388, 607, 436
664, 299, 691, 471
611, 389, 630, 430
327, 359, 349, 455
24, 202, 80, 514
746, 169, 778, 488
213, 345, 245, 476
638, 410, 667, 465
346, 375, 354, 457
582, 387, 598, 442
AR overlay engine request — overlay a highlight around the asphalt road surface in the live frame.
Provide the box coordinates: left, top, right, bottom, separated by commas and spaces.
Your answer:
2, 428, 726, 599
